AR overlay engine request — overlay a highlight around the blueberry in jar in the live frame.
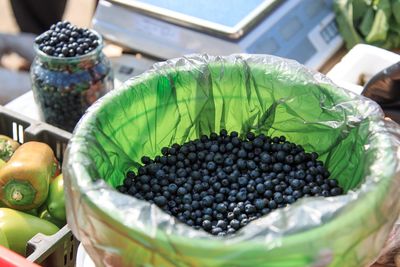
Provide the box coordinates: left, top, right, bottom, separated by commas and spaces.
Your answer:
31, 20, 113, 132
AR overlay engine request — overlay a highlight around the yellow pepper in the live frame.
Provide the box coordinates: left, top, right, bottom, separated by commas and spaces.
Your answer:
0, 142, 59, 210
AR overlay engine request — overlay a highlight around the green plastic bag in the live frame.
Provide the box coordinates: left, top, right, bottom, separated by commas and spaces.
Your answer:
63, 54, 400, 267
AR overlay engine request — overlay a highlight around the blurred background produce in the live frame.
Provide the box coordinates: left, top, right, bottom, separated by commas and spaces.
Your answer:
334, 0, 400, 49
0, 0, 97, 105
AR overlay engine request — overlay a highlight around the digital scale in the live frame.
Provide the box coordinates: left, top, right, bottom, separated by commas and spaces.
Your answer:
93, 0, 343, 70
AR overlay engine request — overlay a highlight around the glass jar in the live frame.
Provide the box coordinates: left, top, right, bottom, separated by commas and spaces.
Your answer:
30, 31, 113, 132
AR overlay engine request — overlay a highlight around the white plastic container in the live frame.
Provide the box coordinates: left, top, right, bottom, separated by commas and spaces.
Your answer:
327, 44, 400, 95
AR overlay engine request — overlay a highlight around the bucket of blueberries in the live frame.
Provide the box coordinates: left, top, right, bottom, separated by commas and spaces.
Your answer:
30, 21, 113, 132
63, 54, 400, 267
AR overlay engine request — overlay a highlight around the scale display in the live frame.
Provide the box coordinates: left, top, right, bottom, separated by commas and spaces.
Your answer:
110, 0, 281, 37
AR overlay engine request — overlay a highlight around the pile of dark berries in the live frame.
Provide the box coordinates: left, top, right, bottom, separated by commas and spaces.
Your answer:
117, 130, 344, 236
35, 21, 99, 57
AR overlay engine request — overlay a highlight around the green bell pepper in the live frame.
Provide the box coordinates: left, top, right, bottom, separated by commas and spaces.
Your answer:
0, 208, 59, 256
45, 174, 66, 221
0, 228, 9, 248
39, 208, 65, 228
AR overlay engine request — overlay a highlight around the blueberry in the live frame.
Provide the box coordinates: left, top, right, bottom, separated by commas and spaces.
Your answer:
236, 191, 247, 202
245, 204, 256, 214
216, 203, 227, 213
274, 185, 284, 192
182, 194, 192, 204
216, 220, 227, 230
263, 190, 273, 199
217, 171, 227, 180
273, 192, 283, 203
117, 185, 127, 193
295, 170, 306, 179
268, 200, 277, 209
167, 155, 177, 165
246, 132, 255, 141
230, 131, 239, 138
254, 199, 266, 210
230, 219, 240, 229
61, 47, 69, 56
247, 161, 256, 170
213, 182, 222, 191
287, 195, 296, 203
201, 196, 214, 207
221, 179, 230, 187
330, 187, 343, 196
247, 193, 255, 201
240, 218, 249, 227
290, 179, 301, 189
238, 213, 247, 221
154, 196, 167, 206
315, 175, 324, 185
225, 142, 234, 151
305, 174, 314, 183
203, 208, 213, 216
273, 163, 283, 172
321, 184, 330, 191
238, 177, 248, 186
231, 137, 240, 146
293, 190, 302, 199
211, 227, 222, 235
207, 162, 217, 171
302, 185, 311, 194
238, 149, 247, 158
237, 159, 247, 169
250, 170, 260, 179
285, 155, 294, 164
210, 144, 219, 152
155, 169, 166, 178
311, 186, 322, 195
202, 220, 212, 230
232, 207, 241, 216
177, 187, 187, 196
215, 193, 224, 203
215, 213, 224, 220
328, 179, 339, 188
243, 142, 253, 151
224, 157, 234, 166
322, 190, 330, 197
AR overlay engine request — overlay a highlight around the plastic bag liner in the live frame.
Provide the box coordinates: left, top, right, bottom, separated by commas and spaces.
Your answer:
63, 54, 400, 267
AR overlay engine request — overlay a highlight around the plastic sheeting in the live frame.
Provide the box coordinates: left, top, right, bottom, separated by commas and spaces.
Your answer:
63, 54, 400, 267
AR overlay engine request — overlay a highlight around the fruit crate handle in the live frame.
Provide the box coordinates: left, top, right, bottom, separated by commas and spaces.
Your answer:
26, 225, 75, 265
